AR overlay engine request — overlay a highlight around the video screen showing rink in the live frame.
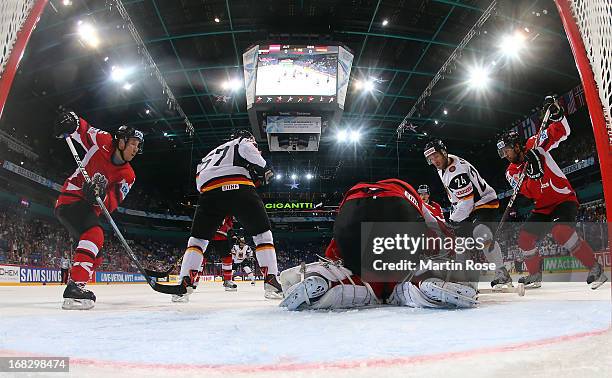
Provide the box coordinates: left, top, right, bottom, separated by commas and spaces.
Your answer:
255, 45, 338, 96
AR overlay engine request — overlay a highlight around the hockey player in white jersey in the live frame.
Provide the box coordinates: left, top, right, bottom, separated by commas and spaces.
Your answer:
172, 130, 282, 302
232, 237, 256, 287
424, 139, 512, 288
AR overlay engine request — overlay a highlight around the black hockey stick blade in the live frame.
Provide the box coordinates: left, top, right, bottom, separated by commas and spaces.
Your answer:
145, 267, 174, 278
151, 281, 188, 295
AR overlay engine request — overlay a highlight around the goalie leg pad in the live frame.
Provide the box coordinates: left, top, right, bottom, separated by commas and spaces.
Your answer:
419, 278, 478, 308
279, 261, 354, 293
388, 279, 478, 308
279, 275, 329, 310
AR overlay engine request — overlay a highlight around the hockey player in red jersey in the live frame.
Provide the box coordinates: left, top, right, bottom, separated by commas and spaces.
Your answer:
279, 178, 478, 311
417, 184, 445, 222
497, 96, 608, 289
53, 111, 143, 310
212, 216, 238, 291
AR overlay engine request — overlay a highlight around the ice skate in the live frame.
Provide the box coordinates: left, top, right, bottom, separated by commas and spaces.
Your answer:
490, 266, 513, 289
587, 262, 608, 290
223, 280, 238, 291
62, 281, 96, 310
518, 271, 542, 289
264, 274, 283, 299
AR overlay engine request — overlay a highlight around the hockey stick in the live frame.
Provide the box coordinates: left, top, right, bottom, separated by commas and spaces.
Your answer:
494, 107, 552, 238
64, 137, 187, 295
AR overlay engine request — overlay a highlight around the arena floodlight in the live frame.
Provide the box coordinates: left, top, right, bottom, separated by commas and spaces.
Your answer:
349, 130, 361, 143
443, 109, 448, 115
122, 82, 133, 90
111, 66, 128, 82
336, 129, 348, 143
306, 173, 313, 180
290, 174, 298, 180
499, 31, 526, 58
363, 80, 375, 92
276, 173, 283, 179
77, 21, 99, 48
63, 0, 72, 6
222, 78, 242, 91
382, 19, 389, 26
467, 65, 490, 90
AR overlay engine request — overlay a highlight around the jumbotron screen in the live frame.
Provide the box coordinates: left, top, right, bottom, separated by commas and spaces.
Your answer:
255, 45, 338, 96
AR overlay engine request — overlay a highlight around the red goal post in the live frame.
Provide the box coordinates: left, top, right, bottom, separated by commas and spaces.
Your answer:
555, 0, 612, 235
0, 0, 48, 119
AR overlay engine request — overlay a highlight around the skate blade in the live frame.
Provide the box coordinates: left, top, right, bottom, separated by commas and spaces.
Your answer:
525, 282, 542, 289
224, 287, 238, 291
171, 294, 189, 303
491, 282, 514, 290
62, 298, 94, 310
591, 275, 608, 290
265, 291, 284, 300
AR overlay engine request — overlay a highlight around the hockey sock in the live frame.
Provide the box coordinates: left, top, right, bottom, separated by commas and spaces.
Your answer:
222, 256, 233, 281
524, 254, 543, 275
70, 226, 104, 284
179, 237, 207, 279
551, 225, 596, 269
253, 231, 278, 276
570, 240, 596, 269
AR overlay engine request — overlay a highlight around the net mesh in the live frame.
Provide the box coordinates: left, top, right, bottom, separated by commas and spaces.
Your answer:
569, 0, 612, 146
0, 0, 37, 77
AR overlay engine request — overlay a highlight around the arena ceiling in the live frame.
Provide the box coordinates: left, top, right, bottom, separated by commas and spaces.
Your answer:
1, 0, 582, 199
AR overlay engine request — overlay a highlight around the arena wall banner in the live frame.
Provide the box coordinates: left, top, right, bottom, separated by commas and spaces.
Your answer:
19, 266, 62, 283
96, 271, 146, 283
542, 256, 585, 272
2, 160, 62, 191
0, 264, 20, 283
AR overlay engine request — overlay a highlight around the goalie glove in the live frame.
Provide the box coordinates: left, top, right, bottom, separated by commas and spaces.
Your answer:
54, 111, 80, 139
82, 173, 108, 204
543, 95, 564, 122
525, 149, 544, 179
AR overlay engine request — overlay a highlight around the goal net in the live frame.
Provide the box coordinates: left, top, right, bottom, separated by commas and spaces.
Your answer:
555, 0, 612, 226
0, 0, 48, 119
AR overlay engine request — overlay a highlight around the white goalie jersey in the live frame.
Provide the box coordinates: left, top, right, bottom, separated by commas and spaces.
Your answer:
232, 244, 253, 264
437, 154, 498, 222
195, 137, 267, 193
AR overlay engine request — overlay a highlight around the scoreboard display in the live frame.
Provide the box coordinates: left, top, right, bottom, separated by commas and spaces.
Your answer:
255, 45, 338, 97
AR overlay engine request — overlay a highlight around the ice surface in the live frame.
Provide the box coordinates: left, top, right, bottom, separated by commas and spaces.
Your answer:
0, 279, 610, 377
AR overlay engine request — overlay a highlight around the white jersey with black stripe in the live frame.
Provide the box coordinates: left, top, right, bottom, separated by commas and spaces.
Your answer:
437, 154, 498, 222
195, 137, 267, 191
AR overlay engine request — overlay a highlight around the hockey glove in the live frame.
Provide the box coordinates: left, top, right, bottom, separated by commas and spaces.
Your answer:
525, 149, 544, 179
54, 111, 80, 139
82, 173, 108, 203
543, 96, 564, 122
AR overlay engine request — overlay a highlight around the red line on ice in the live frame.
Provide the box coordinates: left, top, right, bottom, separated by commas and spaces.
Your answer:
0, 327, 609, 373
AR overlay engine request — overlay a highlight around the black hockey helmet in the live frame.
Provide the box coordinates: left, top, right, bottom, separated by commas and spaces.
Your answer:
423, 139, 447, 165
496, 130, 522, 158
115, 125, 144, 154
417, 184, 430, 195
230, 129, 255, 142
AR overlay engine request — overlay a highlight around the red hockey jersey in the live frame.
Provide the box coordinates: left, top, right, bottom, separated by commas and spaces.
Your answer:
212, 216, 234, 241
55, 118, 135, 215
505, 117, 578, 214
424, 200, 444, 222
